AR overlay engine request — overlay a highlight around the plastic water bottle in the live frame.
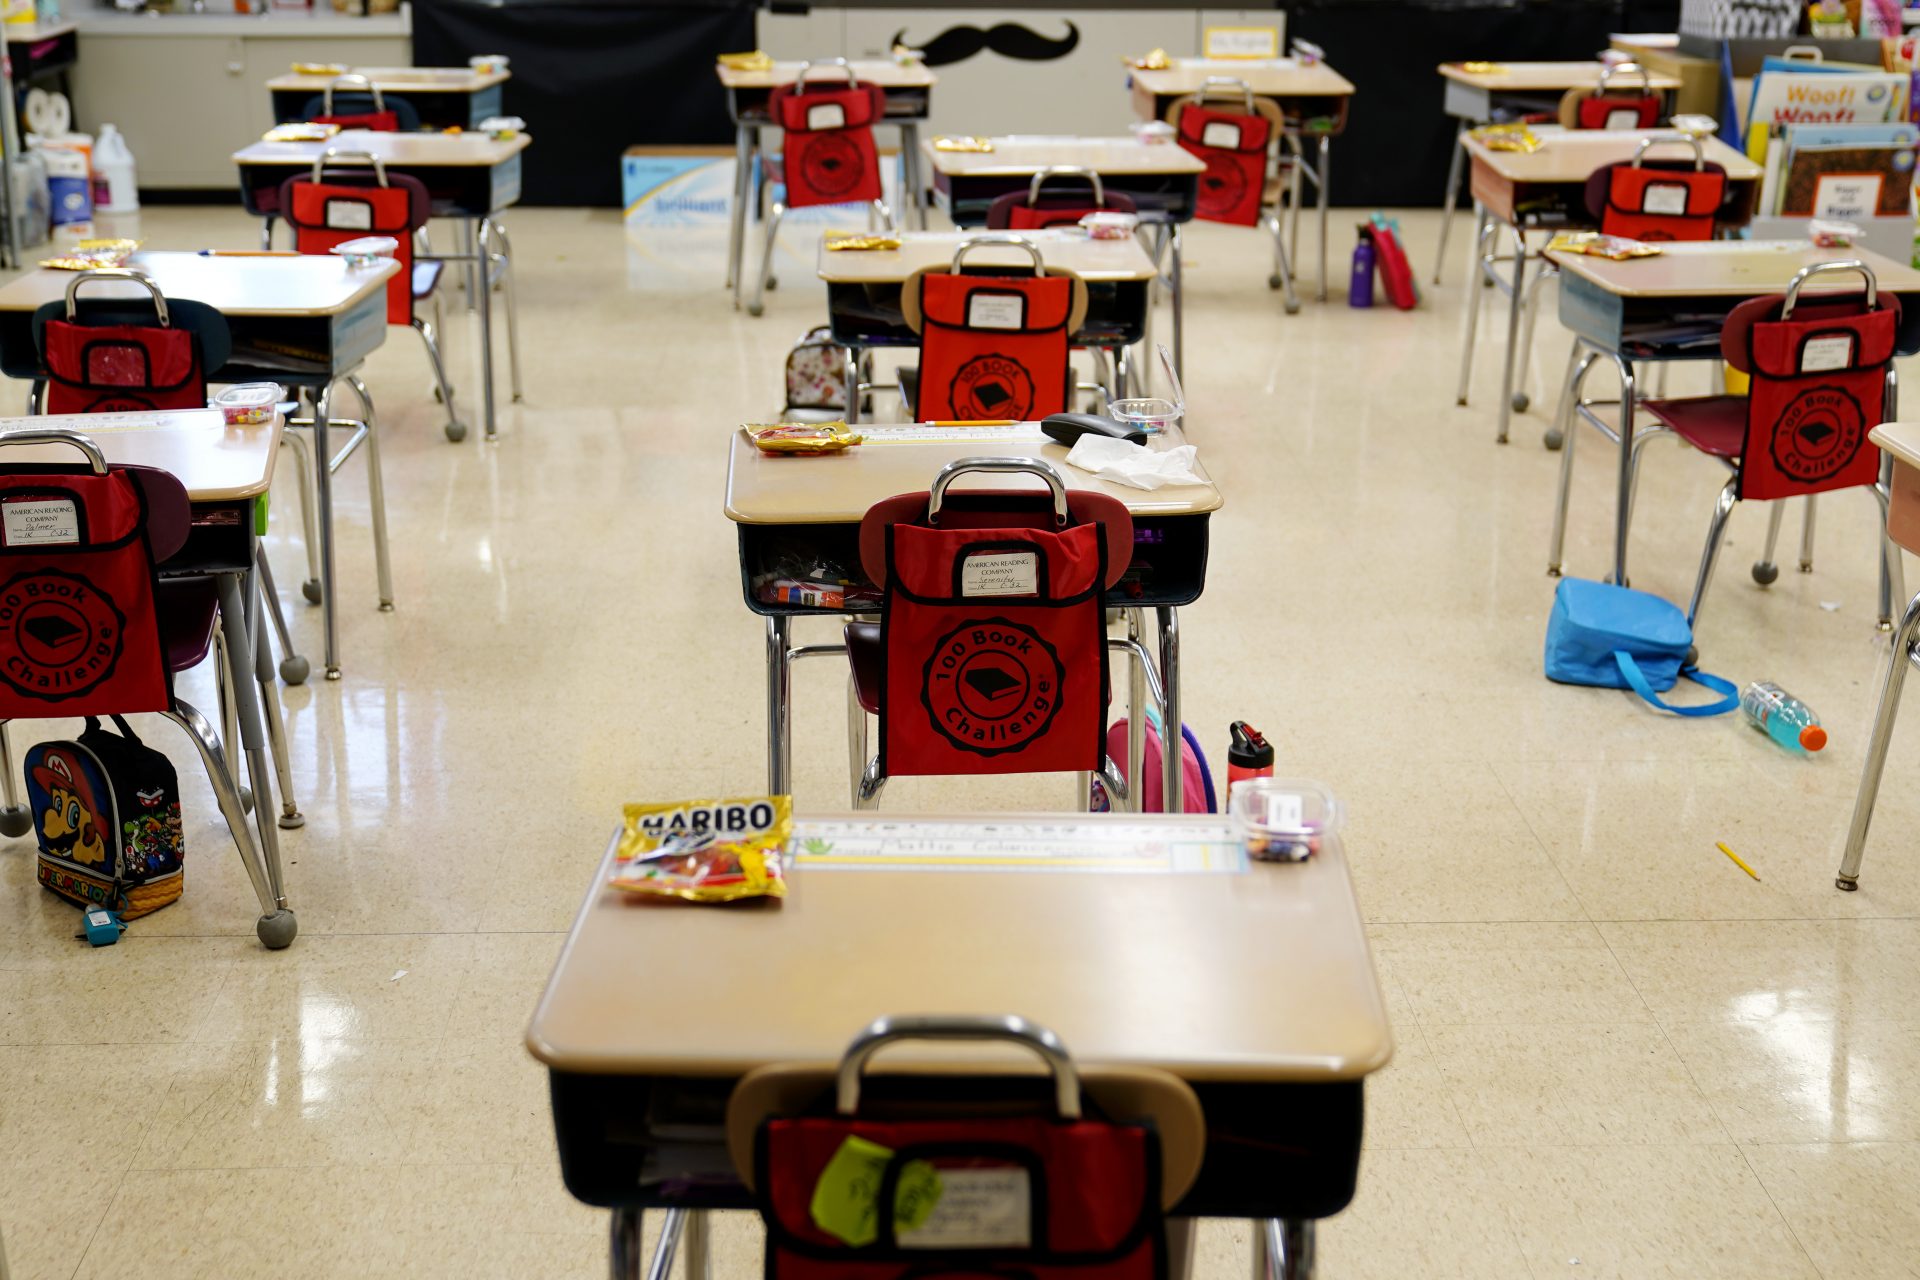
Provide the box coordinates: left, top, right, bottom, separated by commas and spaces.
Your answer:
1348, 237, 1375, 307
92, 124, 138, 214
1227, 721, 1275, 794
1741, 682, 1827, 754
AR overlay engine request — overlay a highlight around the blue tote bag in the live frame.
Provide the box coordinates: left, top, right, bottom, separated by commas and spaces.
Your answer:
1544, 579, 1739, 716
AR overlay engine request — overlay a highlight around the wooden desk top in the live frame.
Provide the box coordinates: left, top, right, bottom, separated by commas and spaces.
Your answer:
726, 421, 1221, 525
716, 58, 937, 90
1546, 240, 1920, 299
1438, 60, 1681, 92
1464, 127, 1761, 183
817, 229, 1157, 284
0, 252, 398, 319
265, 66, 510, 94
526, 815, 1392, 1084
1129, 58, 1355, 99
1871, 422, 1920, 470
923, 135, 1205, 178
232, 128, 530, 169
0, 409, 280, 502
5, 19, 75, 43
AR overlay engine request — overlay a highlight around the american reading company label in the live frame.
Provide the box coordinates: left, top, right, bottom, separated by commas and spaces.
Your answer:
961, 549, 1039, 597
1801, 334, 1855, 373
1641, 183, 1688, 216
897, 1167, 1032, 1249
966, 294, 1024, 330
806, 102, 847, 131
1201, 120, 1243, 149
2, 498, 79, 547
324, 199, 374, 231
1604, 108, 1640, 130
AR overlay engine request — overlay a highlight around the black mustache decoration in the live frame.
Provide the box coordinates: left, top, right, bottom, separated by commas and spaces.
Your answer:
892, 22, 1080, 68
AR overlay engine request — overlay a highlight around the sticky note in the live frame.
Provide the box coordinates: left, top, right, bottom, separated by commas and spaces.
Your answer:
808, 1136, 946, 1246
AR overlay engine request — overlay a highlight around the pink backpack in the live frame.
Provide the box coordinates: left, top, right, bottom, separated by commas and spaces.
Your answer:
1091, 719, 1217, 813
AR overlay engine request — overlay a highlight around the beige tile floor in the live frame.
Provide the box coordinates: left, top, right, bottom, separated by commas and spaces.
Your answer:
1, 201, 1918, 1280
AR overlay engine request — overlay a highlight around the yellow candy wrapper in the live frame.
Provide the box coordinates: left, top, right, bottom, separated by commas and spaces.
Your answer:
746, 421, 863, 455
1470, 122, 1543, 153
1459, 61, 1504, 74
264, 122, 340, 144
932, 136, 994, 153
824, 234, 902, 251
292, 62, 348, 76
611, 797, 791, 903
39, 239, 140, 271
718, 50, 775, 72
1546, 231, 1662, 260
1123, 48, 1173, 70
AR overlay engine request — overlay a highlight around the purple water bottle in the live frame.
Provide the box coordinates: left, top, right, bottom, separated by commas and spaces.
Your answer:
1349, 235, 1375, 308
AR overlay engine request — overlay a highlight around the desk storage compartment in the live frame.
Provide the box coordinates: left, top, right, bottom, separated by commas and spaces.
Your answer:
941, 172, 1199, 224
164, 500, 253, 578
828, 280, 1150, 350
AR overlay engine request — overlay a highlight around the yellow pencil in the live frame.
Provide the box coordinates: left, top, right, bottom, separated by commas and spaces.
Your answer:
1716, 841, 1760, 881
920, 419, 1020, 427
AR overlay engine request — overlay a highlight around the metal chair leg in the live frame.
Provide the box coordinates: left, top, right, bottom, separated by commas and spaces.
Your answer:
213, 630, 245, 814
278, 429, 323, 605
1547, 347, 1597, 575
1754, 501, 1785, 585
161, 698, 294, 946
856, 756, 886, 809
0, 720, 31, 837
683, 1207, 711, 1280
846, 674, 868, 808
412, 315, 467, 442
1800, 494, 1818, 572
1873, 480, 1907, 633
254, 545, 310, 685
1838, 590, 1920, 890
1433, 117, 1468, 284
1266, 213, 1301, 314
749, 202, 786, 318
609, 1207, 644, 1280
641, 1208, 688, 1280
343, 374, 395, 612
1510, 263, 1554, 414
1543, 335, 1582, 451
486, 219, 524, 403
248, 572, 303, 830
1686, 476, 1741, 632
1455, 205, 1493, 406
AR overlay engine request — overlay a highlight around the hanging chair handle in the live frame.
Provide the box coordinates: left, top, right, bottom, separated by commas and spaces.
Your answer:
928, 457, 1071, 527
65, 268, 169, 327
836, 1015, 1081, 1118
1027, 165, 1105, 207
795, 57, 861, 89
1631, 132, 1705, 171
1598, 60, 1651, 95
0, 426, 108, 473
1782, 259, 1878, 320
310, 147, 389, 186
951, 233, 1046, 276
322, 73, 385, 116
1199, 75, 1256, 114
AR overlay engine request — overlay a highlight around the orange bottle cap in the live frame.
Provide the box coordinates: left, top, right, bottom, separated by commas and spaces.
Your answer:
1801, 724, 1828, 752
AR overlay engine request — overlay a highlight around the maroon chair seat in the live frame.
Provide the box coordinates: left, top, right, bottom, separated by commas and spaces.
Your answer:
846, 620, 882, 715
1641, 394, 1746, 458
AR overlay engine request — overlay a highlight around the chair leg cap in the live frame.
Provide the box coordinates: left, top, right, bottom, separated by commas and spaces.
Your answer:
444, 420, 469, 443
278, 811, 305, 830
1752, 562, 1780, 586
1543, 429, 1565, 450
278, 655, 310, 686
1837, 878, 1860, 892
256, 909, 298, 949
0, 806, 31, 838
301, 579, 323, 605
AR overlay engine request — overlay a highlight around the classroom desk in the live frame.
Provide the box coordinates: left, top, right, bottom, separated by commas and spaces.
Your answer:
718, 59, 939, 298
233, 128, 530, 442
1432, 60, 1682, 283
0, 252, 397, 682
724, 423, 1219, 812
1542, 240, 1920, 591
1128, 57, 1355, 303
528, 812, 1393, 1279
0, 409, 297, 946
817, 228, 1158, 411
1460, 127, 1762, 446
266, 65, 512, 132
921, 137, 1202, 375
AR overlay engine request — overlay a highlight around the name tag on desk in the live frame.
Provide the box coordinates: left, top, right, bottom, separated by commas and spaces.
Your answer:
962, 550, 1039, 597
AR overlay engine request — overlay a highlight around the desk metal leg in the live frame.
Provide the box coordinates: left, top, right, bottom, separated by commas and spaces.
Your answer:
683, 1209, 711, 1280
1170, 224, 1185, 384
1433, 118, 1468, 284
1158, 606, 1181, 814
1315, 136, 1331, 303
457, 219, 478, 313
247, 568, 304, 830
898, 122, 925, 229
1456, 205, 1492, 406
728, 122, 753, 294
1166, 1218, 1196, 1280
609, 1207, 644, 1280
310, 387, 340, 680
215, 569, 295, 948
767, 614, 793, 794
1610, 352, 1637, 586
477, 218, 500, 441
0, 721, 29, 835
1838, 591, 1920, 890
1494, 221, 1528, 444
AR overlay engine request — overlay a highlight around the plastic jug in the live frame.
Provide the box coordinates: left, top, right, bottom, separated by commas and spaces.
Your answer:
93, 124, 138, 213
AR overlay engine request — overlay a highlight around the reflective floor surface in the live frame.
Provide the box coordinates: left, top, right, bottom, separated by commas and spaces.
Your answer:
1, 202, 1918, 1279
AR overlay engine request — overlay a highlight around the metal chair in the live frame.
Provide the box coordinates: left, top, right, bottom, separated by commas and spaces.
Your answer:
1170, 77, 1302, 314
296, 74, 422, 133
1559, 61, 1662, 131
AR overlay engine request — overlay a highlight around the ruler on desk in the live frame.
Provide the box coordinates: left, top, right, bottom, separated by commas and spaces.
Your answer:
789, 817, 1248, 874
859, 423, 1049, 445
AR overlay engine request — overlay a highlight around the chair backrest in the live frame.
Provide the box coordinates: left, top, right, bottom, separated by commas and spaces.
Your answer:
859, 458, 1128, 778
1560, 61, 1662, 129
31, 271, 230, 415
1170, 81, 1282, 226
986, 166, 1140, 230
769, 61, 888, 208
730, 1015, 1203, 1280
277, 151, 430, 325
296, 75, 422, 132
902, 235, 1088, 423
1583, 135, 1727, 241
0, 426, 189, 719
1721, 260, 1902, 501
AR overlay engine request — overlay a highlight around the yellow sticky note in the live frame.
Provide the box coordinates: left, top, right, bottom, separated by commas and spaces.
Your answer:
893, 1160, 944, 1232
810, 1136, 893, 1246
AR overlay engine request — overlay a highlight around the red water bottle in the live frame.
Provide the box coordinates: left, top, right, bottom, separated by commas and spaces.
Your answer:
1228, 721, 1274, 793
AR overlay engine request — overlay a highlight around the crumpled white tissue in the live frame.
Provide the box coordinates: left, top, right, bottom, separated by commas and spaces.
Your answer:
1064, 435, 1204, 490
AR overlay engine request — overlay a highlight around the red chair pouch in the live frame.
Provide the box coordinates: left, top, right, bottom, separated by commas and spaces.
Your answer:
881, 520, 1107, 777
41, 322, 203, 415
1176, 105, 1271, 226
1006, 204, 1101, 230
915, 273, 1073, 422
0, 468, 168, 718
310, 111, 400, 132
1600, 163, 1725, 241
1741, 303, 1899, 501
772, 83, 887, 208
756, 1112, 1164, 1280
283, 177, 419, 323
1577, 93, 1661, 130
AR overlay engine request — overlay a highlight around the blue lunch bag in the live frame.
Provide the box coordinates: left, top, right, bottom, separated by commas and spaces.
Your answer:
1543, 578, 1739, 716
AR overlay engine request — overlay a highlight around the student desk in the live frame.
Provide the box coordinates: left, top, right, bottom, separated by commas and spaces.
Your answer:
718, 59, 938, 296
266, 65, 512, 132
1542, 240, 1920, 591
528, 812, 1393, 1279
724, 424, 1220, 811
817, 229, 1158, 414
1128, 58, 1355, 303
0, 409, 296, 946
0, 252, 397, 682
1460, 127, 1762, 446
232, 128, 530, 443
920, 137, 1202, 375
1433, 60, 1682, 283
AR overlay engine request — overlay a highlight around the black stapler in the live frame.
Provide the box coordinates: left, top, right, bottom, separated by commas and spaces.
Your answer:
1040, 412, 1149, 448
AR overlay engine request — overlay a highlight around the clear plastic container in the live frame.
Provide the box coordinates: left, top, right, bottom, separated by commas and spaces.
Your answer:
1107, 342, 1185, 434
469, 54, 510, 75
1229, 777, 1342, 862
1130, 120, 1175, 146
330, 235, 398, 269
211, 383, 285, 426
479, 115, 525, 141
1080, 210, 1139, 240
